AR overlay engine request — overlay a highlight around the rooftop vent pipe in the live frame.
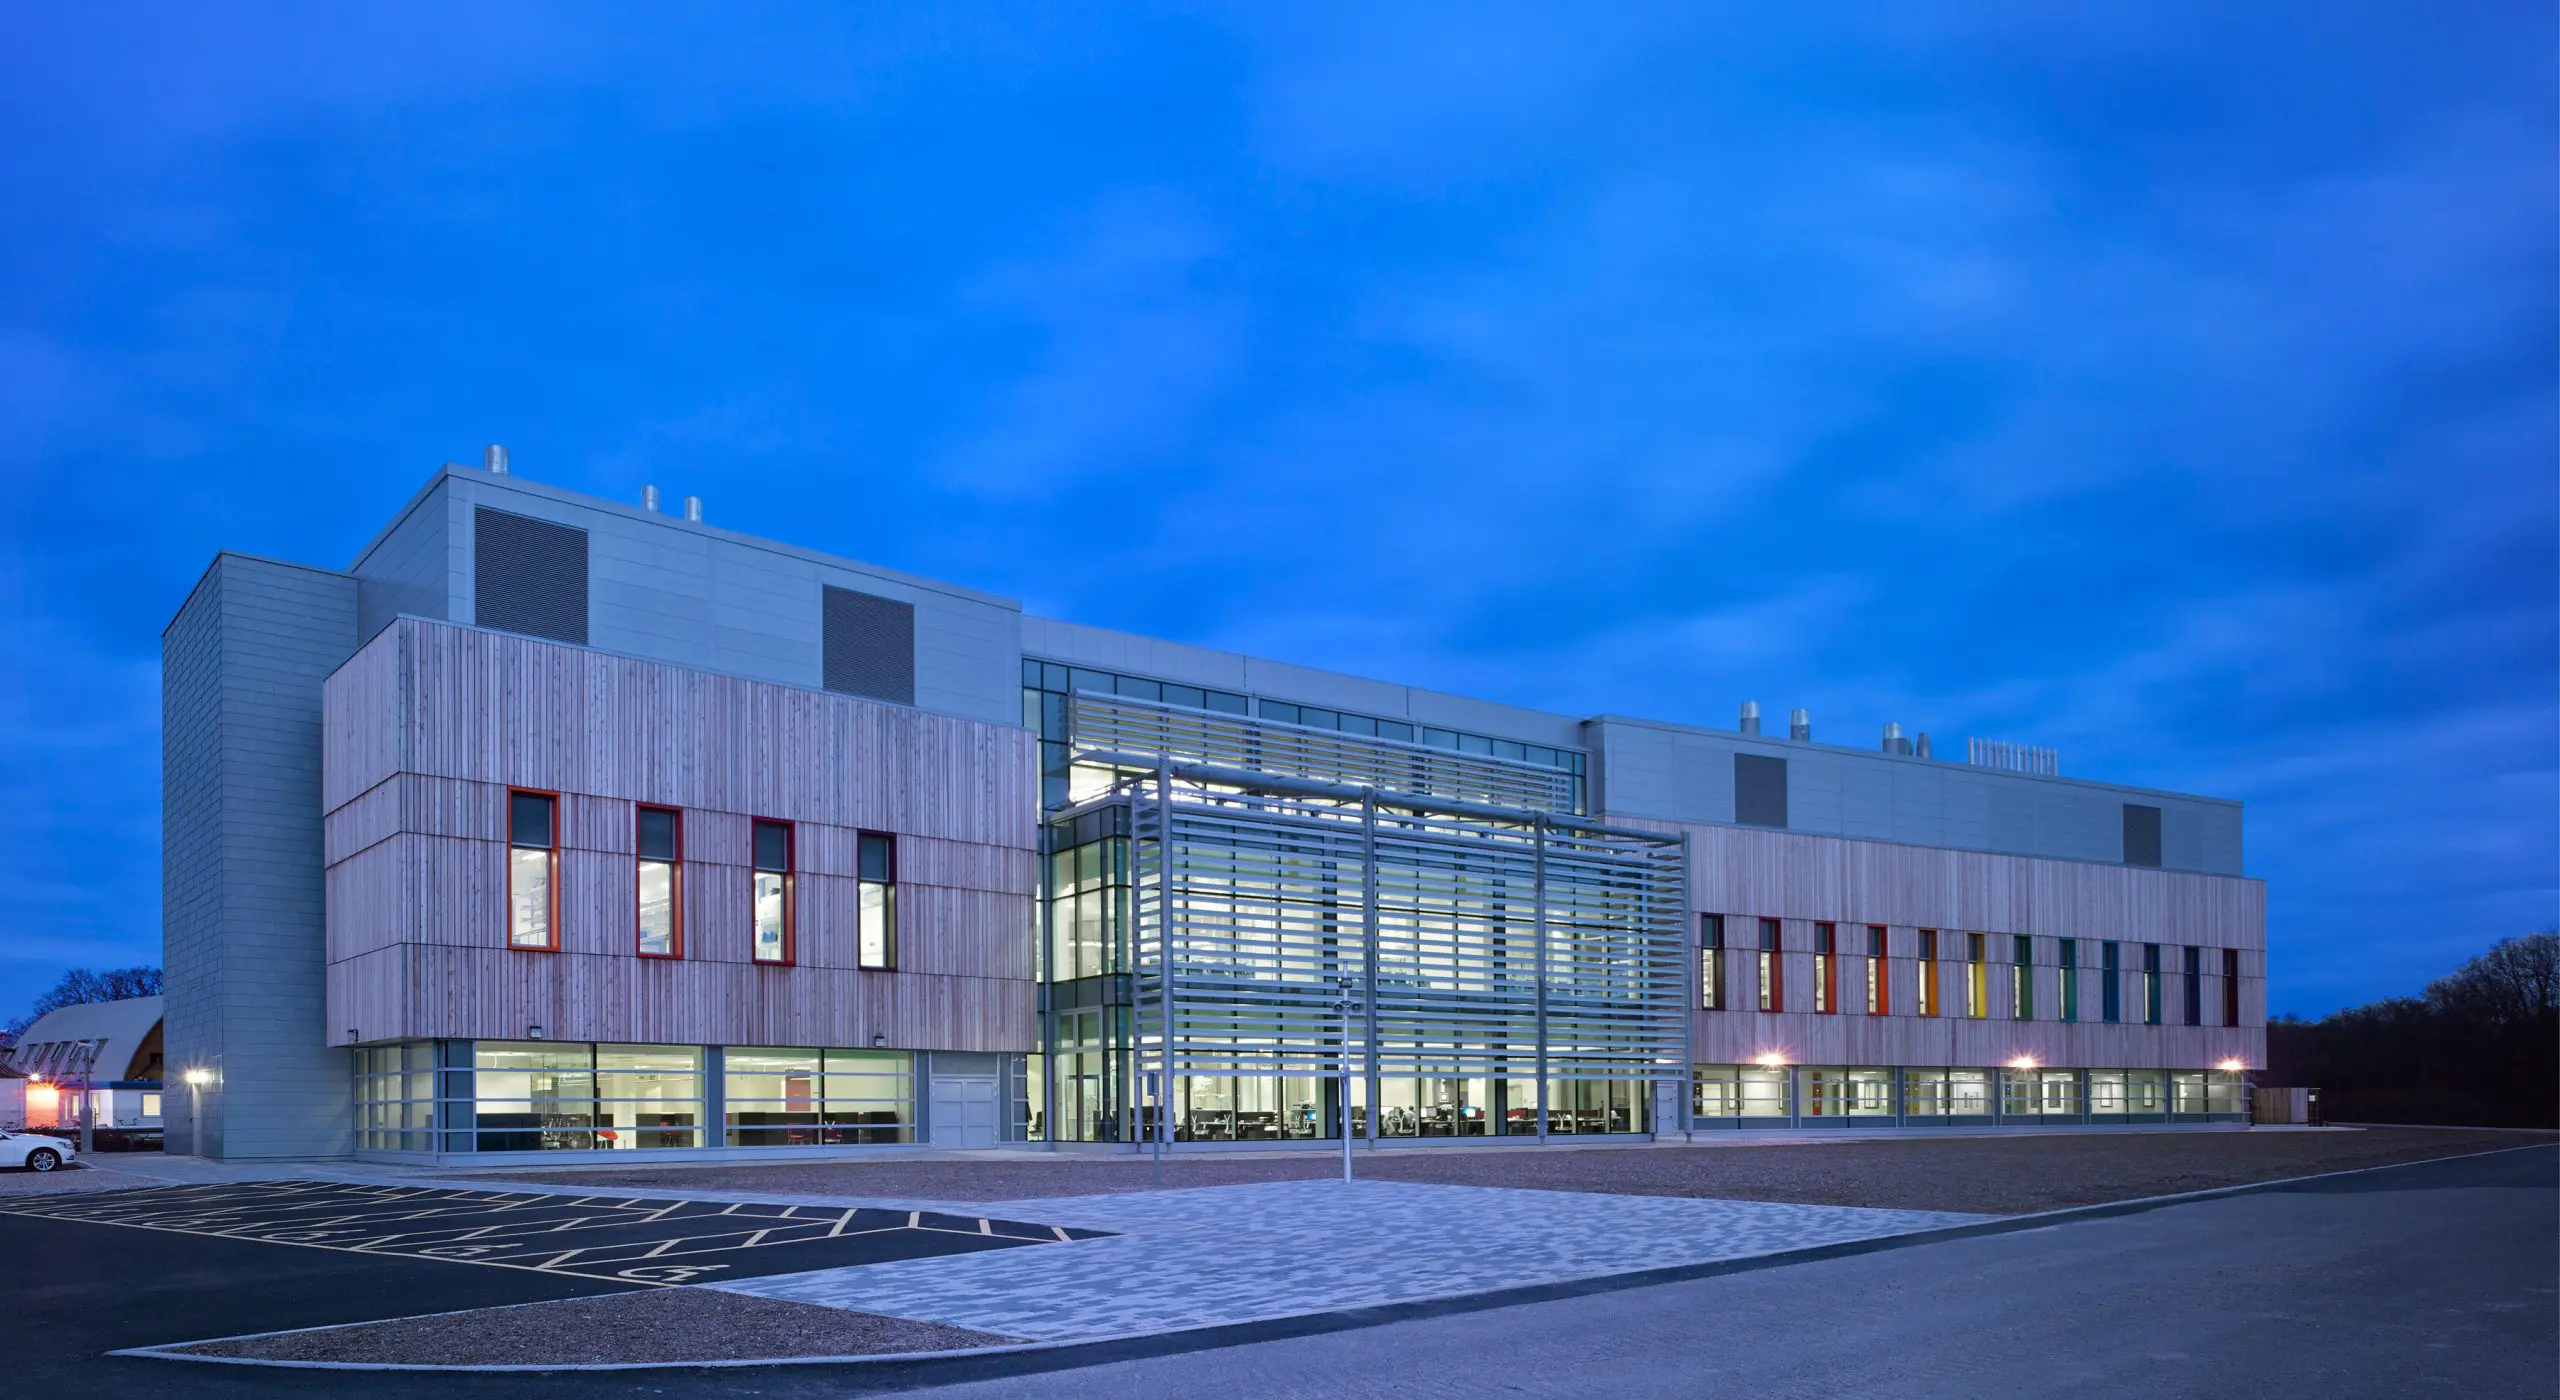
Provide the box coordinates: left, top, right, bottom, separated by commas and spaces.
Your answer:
484, 444, 510, 475
643, 484, 661, 513
1882, 721, 1905, 755
1738, 701, 1761, 736
1916, 732, 1933, 759
683, 495, 703, 523
1790, 708, 1811, 742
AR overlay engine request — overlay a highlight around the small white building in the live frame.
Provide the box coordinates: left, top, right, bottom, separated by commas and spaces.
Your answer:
6, 996, 164, 1136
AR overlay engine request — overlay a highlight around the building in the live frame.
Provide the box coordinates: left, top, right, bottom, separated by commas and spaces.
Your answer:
5, 995, 166, 1138
162, 456, 2263, 1163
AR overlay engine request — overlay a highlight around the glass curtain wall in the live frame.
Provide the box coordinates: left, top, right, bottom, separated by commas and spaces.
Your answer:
723, 1049, 912, 1145
355, 1042, 437, 1152
471, 1043, 703, 1151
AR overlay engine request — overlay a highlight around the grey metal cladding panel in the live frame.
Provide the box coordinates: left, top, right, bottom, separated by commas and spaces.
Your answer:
2037, 787, 2119, 864
2190, 801, 2243, 875
2123, 803, 2164, 867
2160, 803, 2207, 873
161, 563, 227, 1154
472, 507, 589, 644
209, 557, 359, 1158
1839, 760, 1896, 840
1986, 783, 2036, 854
824, 586, 917, 704
1734, 753, 1788, 828
353, 494, 452, 641
1786, 750, 1843, 834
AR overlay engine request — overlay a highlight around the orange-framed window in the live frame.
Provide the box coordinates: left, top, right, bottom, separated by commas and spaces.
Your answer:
507, 788, 558, 951
1865, 925, 1888, 1015
637, 805, 683, 958
1757, 918, 1783, 1012
1917, 929, 1941, 1016
1813, 922, 1837, 1013
751, 819, 793, 965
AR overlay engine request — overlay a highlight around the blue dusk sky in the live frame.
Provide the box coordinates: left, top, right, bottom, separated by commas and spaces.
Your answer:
0, 6, 2550, 1019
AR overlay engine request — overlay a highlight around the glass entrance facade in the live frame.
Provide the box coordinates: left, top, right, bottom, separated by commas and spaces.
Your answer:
1692, 1064, 2249, 1127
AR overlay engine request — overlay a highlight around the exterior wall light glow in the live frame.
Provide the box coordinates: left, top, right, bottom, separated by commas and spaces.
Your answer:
2216, 1058, 2247, 1072
2008, 1056, 2038, 1070
183, 1068, 213, 1087
1754, 1052, 1788, 1068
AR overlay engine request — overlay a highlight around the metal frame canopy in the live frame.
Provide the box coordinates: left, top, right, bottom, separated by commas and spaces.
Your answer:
1056, 692, 1691, 1147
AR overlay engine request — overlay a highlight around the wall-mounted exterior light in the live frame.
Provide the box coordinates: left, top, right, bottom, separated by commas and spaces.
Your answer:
2008, 1055, 2039, 1070
1753, 1052, 1787, 1068
2216, 1058, 2247, 1072
182, 1068, 213, 1087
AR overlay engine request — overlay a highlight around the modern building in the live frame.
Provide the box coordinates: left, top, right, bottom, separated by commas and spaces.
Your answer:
5, 995, 166, 1138
162, 456, 2264, 1163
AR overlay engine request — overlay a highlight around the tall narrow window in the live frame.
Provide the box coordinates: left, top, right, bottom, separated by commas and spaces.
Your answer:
2059, 939, 2079, 1022
2012, 935, 2034, 1020
2223, 947, 2241, 1026
2102, 940, 2122, 1022
1813, 923, 1837, 1013
1757, 918, 1782, 1012
1917, 929, 1940, 1017
636, 806, 681, 957
1966, 933, 1987, 1018
507, 790, 556, 951
2143, 943, 2163, 1025
1699, 914, 1725, 1011
857, 832, 897, 970
752, 820, 792, 965
1865, 926, 1888, 1015
2183, 946, 2203, 1026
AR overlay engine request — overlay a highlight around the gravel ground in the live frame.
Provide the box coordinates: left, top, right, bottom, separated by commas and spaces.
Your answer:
168, 1285, 1020, 1366
455, 1127, 2552, 1216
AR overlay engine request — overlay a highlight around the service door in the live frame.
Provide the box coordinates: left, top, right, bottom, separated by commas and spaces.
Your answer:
931, 1075, 999, 1149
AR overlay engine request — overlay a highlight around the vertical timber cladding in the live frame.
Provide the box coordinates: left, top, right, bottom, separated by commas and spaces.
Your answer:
1071, 695, 1688, 1106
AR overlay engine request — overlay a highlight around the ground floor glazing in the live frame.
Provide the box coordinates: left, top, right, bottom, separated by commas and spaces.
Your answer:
1692, 1064, 2250, 1128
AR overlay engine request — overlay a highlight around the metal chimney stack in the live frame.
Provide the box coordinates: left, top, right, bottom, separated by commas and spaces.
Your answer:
1916, 732, 1933, 759
683, 495, 703, 522
1738, 701, 1761, 736
643, 485, 661, 513
1882, 721, 1903, 754
484, 444, 510, 475
1789, 708, 1811, 742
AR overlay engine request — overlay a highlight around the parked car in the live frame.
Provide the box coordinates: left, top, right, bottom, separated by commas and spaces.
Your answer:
1, 1130, 77, 1172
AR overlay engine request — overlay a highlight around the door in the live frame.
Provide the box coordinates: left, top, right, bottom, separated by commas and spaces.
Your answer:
931, 1075, 998, 1149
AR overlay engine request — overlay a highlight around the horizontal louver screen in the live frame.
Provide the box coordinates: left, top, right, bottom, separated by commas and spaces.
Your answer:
2123, 803, 2163, 867
822, 586, 916, 705
1734, 753, 1788, 828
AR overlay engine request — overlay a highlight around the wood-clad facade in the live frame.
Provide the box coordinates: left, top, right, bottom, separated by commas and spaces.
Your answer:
1643, 820, 2267, 1070
322, 619, 1038, 1052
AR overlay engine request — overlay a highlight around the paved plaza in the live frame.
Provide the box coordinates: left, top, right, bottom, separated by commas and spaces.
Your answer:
716, 1176, 1989, 1340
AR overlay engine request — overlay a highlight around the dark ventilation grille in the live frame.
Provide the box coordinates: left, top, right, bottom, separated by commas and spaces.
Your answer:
823, 586, 916, 704
1734, 753, 1789, 829
473, 508, 588, 644
2123, 804, 2163, 867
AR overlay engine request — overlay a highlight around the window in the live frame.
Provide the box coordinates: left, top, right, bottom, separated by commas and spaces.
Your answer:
1866, 926, 1888, 1014
636, 806, 681, 958
2102, 940, 2121, 1022
858, 832, 896, 970
1757, 919, 1783, 1012
2223, 948, 2242, 1026
1699, 915, 1725, 1011
752, 820, 793, 964
1965, 933, 1987, 1018
2183, 946, 2203, 1026
2012, 935, 2034, 1020
469, 1042, 704, 1151
1693, 1064, 1739, 1119
508, 790, 557, 951
1813, 923, 1837, 1013
725, 1047, 913, 1145
2144, 943, 2163, 1025
2060, 939, 2079, 1022
1917, 930, 1940, 1017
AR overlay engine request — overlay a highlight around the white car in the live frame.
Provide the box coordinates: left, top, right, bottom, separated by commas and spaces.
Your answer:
0, 1131, 76, 1172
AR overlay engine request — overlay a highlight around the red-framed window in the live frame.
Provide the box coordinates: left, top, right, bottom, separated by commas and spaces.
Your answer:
1866, 925, 1889, 1015
751, 819, 793, 965
1757, 918, 1783, 1012
1813, 922, 1837, 1013
506, 788, 559, 952
637, 805, 683, 959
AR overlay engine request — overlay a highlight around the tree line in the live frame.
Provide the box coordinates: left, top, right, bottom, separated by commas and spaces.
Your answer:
2, 966, 163, 1043
2269, 932, 2558, 1129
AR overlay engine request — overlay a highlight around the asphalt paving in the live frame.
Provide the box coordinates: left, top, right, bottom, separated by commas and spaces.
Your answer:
1, 1144, 2548, 1398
